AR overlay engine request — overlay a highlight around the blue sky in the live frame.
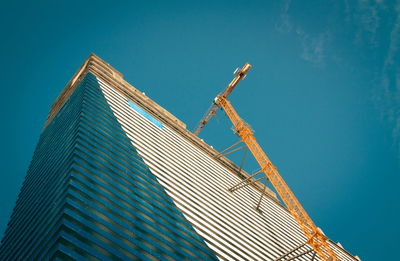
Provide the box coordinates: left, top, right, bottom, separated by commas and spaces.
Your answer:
0, 0, 398, 260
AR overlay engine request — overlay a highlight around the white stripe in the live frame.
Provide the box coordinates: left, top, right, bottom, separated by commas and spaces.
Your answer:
97, 78, 357, 261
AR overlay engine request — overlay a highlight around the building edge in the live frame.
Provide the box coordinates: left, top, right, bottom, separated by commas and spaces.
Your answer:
45, 53, 278, 203
46, 54, 359, 260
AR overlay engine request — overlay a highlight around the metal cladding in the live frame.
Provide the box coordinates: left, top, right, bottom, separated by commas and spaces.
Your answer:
0, 54, 359, 260
0, 72, 216, 260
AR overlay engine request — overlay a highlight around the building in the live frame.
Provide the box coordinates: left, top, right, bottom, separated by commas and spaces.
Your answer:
0, 54, 359, 260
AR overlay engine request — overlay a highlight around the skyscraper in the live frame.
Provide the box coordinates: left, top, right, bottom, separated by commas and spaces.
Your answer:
0, 54, 359, 260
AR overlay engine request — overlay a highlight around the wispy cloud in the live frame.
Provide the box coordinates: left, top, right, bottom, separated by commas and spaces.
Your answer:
296, 29, 329, 67
275, 0, 329, 67
346, 0, 383, 47
275, 0, 400, 155
275, 0, 292, 33
380, 3, 400, 154
344, 0, 400, 156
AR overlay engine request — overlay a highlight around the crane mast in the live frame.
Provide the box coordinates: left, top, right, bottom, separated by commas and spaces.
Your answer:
195, 64, 338, 261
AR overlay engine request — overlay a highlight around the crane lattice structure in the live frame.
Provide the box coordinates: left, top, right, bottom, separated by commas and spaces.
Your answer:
194, 64, 338, 261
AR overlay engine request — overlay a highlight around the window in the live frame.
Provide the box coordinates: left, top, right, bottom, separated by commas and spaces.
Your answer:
127, 100, 163, 129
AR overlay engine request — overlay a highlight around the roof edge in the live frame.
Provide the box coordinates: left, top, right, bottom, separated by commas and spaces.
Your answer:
45, 53, 186, 129
45, 53, 279, 203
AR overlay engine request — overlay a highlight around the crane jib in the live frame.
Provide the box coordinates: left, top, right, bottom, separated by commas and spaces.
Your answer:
193, 64, 339, 261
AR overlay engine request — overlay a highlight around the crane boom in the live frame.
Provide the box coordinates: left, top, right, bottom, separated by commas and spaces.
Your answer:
193, 63, 252, 135
195, 63, 338, 261
217, 97, 337, 261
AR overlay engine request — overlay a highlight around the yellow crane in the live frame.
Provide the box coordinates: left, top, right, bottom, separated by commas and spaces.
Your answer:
194, 64, 338, 261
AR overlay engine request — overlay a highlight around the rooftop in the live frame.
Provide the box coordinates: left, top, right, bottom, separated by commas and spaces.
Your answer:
47, 53, 280, 206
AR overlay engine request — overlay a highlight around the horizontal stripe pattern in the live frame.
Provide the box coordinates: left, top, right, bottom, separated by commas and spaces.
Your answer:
0, 73, 217, 260
98, 76, 358, 261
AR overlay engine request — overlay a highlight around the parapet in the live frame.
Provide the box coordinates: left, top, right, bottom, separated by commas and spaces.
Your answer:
46, 53, 279, 202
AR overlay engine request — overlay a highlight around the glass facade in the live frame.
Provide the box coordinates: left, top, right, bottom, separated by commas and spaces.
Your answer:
0, 73, 217, 260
